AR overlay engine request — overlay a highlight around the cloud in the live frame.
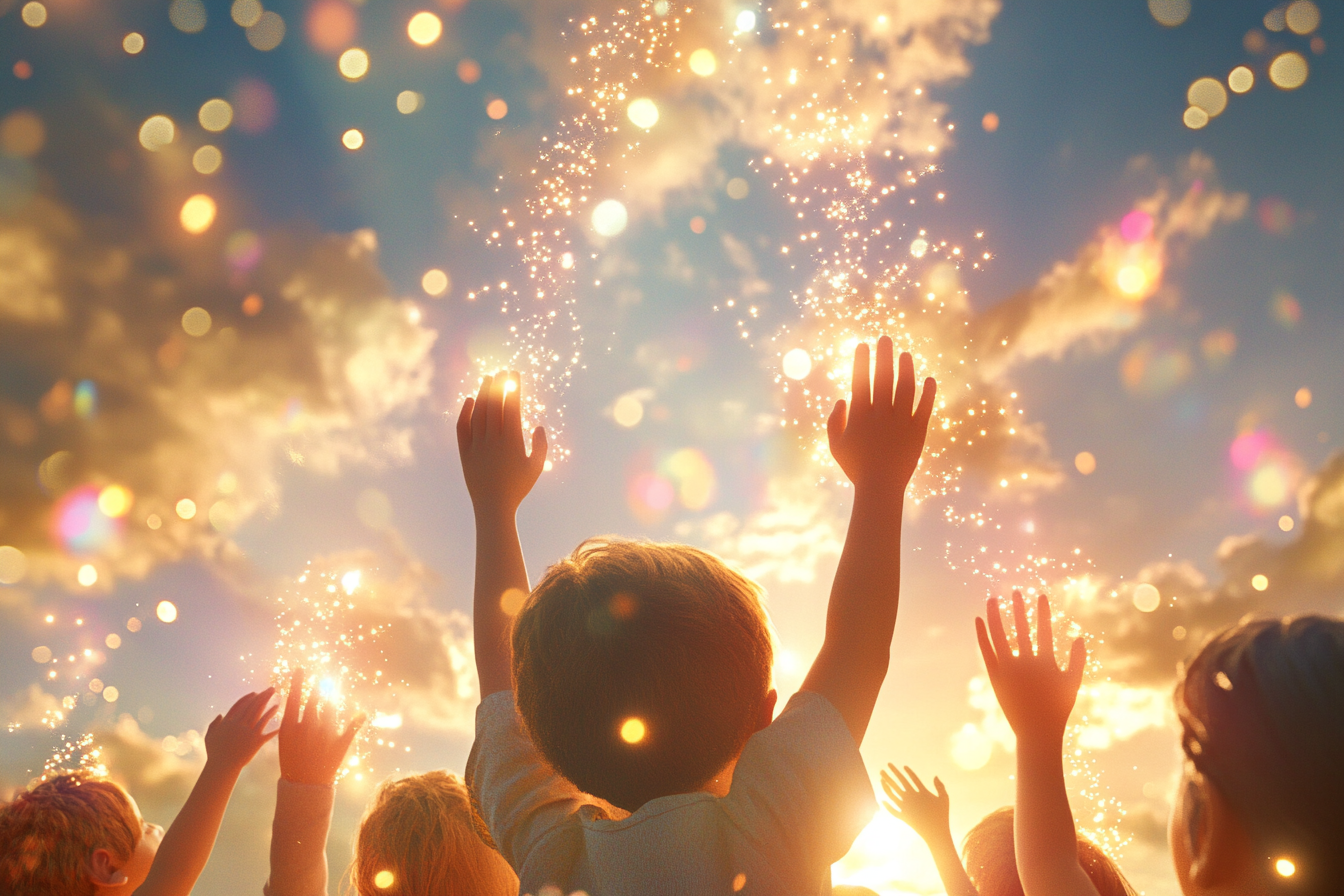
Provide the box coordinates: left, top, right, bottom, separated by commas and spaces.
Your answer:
2, 684, 65, 733
272, 548, 479, 734
0, 137, 436, 588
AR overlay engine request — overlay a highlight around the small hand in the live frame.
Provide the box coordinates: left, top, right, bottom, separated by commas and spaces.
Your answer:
976, 591, 1086, 743
277, 669, 366, 787
203, 688, 278, 772
457, 371, 548, 516
881, 764, 952, 846
828, 336, 936, 494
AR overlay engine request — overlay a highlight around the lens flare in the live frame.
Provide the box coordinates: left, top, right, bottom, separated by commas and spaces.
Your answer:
620, 717, 647, 743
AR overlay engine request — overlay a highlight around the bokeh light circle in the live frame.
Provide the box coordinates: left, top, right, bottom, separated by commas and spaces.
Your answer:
1187, 78, 1227, 117
396, 90, 424, 114
138, 115, 176, 151
1075, 451, 1097, 475
247, 12, 286, 51
627, 98, 659, 129
198, 99, 234, 132
726, 177, 749, 200
1251, 574, 1269, 592
339, 48, 370, 80
176, 498, 198, 519
32, 645, 51, 663
77, 564, 98, 587
193, 145, 223, 175
592, 199, 628, 236
21, 2, 47, 27
342, 129, 364, 150
1269, 52, 1308, 90
620, 717, 647, 743
180, 195, 216, 234
231, 0, 262, 27
123, 33, 145, 54
613, 394, 644, 427
97, 485, 133, 518
1147, 0, 1190, 27
782, 348, 812, 380
168, 0, 207, 34
1132, 583, 1161, 613
1228, 66, 1254, 94
1285, 1, 1320, 35
486, 99, 508, 120
157, 600, 179, 623
0, 545, 27, 584
1182, 106, 1209, 129
407, 12, 442, 46
688, 48, 717, 77
421, 268, 450, 296
373, 871, 394, 889
306, 0, 358, 54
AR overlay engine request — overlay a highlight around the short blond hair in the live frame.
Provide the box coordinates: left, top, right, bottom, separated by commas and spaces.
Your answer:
512, 537, 774, 811
348, 771, 515, 896
0, 774, 141, 896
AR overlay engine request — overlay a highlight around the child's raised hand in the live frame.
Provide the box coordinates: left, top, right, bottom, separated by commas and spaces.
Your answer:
203, 688, 278, 772
827, 336, 936, 495
881, 764, 951, 845
278, 669, 366, 787
457, 371, 548, 516
976, 591, 1086, 744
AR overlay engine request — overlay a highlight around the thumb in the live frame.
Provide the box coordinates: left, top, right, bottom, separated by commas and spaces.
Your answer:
827, 399, 847, 445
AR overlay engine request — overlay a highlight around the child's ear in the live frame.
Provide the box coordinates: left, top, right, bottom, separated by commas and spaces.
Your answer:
753, 689, 778, 733
1186, 774, 1255, 889
89, 848, 130, 889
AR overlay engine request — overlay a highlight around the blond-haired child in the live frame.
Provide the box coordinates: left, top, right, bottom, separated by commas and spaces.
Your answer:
0, 688, 276, 896
459, 336, 936, 893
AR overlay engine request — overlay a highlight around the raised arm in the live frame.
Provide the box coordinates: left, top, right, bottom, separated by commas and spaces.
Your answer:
457, 372, 548, 697
136, 689, 277, 896
264, 669, 365, 896
976, 593, 1098, 896
800, 336, 935, 742
881, 765, 978, 896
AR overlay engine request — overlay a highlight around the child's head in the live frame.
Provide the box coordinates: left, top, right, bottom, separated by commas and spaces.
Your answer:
512, 537, 775, 811
962, 807, 1136, 896
1171, 614, 1344, 896
0, 773, 161, 896
349, 771, 515, 896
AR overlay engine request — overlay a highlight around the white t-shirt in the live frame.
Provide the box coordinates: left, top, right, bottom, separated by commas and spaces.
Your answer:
466, 689, 876, 896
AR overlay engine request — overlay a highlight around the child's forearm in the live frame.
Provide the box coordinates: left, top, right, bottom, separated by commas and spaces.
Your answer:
923, 830, 979, 896
1013, 734, 1100, 896
801, 484, 903, 741
134, 760, 240, 896
473, 505, 530, 696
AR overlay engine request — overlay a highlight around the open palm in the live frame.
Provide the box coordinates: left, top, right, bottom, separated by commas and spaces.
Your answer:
976, 591, 1086, 742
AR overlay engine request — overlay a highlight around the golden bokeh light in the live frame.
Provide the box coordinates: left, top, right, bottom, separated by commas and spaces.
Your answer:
1251, 574, 1269, 592
1132, 583, 1161, 613
726, 177, 749, 200
242, 294, 263, 315
157, 600, 179, 623
627, 97, 659, 129
407, 11, 443, 46
342, 128, 364, 150
339, 48, 370, 80
193, 145, 223, 174
612, 394, 644, 427
1183, 106, 1209, 129
619, 717, 647, 744
689, 48, 717, 76
981, 111, 999, 132
247, 12, 286, 51
592, 199, 628, 236
396, 90, 424, 114
0, 546, 27, 585
1279, 515, 1295, 532
735, 10, 756, 32
421, 268, 450, 296
180, 194, 217, 234
32, 645, 52, 663
1276, 858, 1296, 877
182, 307, 212, 335
198, 99, 234, 132
457, 58, 481, 83
146, 514, 162, 530
138, 115, 176, 151
176, 498, 198, 520
123, 32, 145, 54
169, 0, 207, 33
1115, 264, 1149, 297
1285, 1, 1320, 35
21, 2, 47, 27
97, 485, 133, 518
500, 587, 528, 616
1269, 52, 1308, 89
1075, 451, 1097, 475
373, 870, 395, 889
106, 633, 122, 650
1147, 0, 1190, 27
1295, 386, 1312, 408
231, 0, 262, 27
782, 348, 813, 380
102, 686, 119, 703
1187, 77, 1227, 117
77, 564, 98, 587
0, 110, 46, 158
1228, 65, 1254, 94
486, 98, 508, 120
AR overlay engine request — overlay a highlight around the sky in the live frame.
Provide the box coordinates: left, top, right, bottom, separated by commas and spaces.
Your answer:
1, 0, 1342, 893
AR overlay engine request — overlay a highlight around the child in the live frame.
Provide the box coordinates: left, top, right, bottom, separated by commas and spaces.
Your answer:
975, 592, 1136, 896
0, 688, 276, 896
262, 669, 516, 896
459, 336, 936, 893
880, 766, 1132, 895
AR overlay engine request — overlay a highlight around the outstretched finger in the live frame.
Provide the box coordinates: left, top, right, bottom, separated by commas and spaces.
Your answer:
1036, 595, 1057, 668
985, 596, 1011, 661
883, 800, 903, 819
456, 398, 475, 454
502, 371, 523, 443
914, 376, 937, 431
484, 373, 505, 436
894, 349, 915, 416
873, 336, 895, 410
851, 341, 872, 412
283, 669, 305, 730
255, 703, 280, 735
337, 713, 366, 757
826, 399, 848, 446
904, 766, 928, 794
934, 777, 948, 799
880, 775, 902, 804
976, 617, 999, 673
246, 687, 276, 725
1066, 637, 1087, 691
471, 376, 491, 442
529, 426, 548, 475
225, 691, 257, 721
1011, 591, 1033, 657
